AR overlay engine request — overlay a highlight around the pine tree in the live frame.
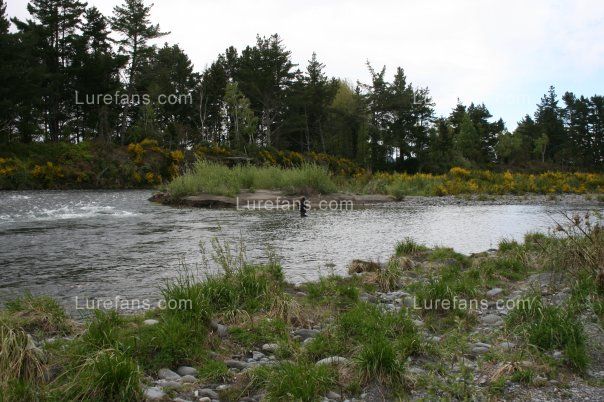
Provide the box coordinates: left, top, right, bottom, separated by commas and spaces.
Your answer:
72, 7, 126, 142
111, 0, 168, 142
0, 0, 8, 34
534, 86, 565, 162
14, 0, 87, 141
235, 34, 295, 146
454, 113, 481, 164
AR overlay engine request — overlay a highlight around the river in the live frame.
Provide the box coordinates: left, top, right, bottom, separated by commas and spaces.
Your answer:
0, 190, 599, 313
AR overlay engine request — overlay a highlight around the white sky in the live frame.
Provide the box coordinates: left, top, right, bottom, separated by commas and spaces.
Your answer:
6, 0, 604, 130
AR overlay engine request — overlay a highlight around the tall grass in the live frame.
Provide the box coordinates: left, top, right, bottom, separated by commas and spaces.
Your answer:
506, 296, 588, 370
167, 160, 337, 197
0, 322, 45, 399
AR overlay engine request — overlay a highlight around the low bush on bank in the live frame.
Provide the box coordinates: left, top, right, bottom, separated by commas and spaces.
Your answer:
357, 168, 604, 197
0, 140, 185, 190
167, 160, 338, 197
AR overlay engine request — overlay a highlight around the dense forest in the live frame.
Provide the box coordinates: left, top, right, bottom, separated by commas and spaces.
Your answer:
1, 0, 603, 173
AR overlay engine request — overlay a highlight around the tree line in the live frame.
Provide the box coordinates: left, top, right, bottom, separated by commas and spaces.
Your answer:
1, 0, 603, 172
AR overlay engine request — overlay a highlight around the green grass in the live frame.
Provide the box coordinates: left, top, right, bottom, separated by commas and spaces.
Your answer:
412, 264, 480, 315
229, 318, 289, 348
4, 293, 74, 338
56, 349, 142, 401
357, 336, 405, 385
250, 361, 337, 402
167, 160, 338, 197
479, 255, 528, 281
304, 276, 361, 306
506, 296, 588, 371
0, 321, 45, 400
427, 247, 469, 267
395, 237, 428, 256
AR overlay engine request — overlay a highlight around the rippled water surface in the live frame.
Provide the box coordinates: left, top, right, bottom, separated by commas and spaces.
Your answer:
0, 190, 599, 311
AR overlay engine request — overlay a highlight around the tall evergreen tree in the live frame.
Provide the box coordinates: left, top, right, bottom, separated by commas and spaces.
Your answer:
111, 0, 167, 142
14, 0, 87, 141
534, 86, 566, 162
72, 7, 126, 142
235, 34, 295, 146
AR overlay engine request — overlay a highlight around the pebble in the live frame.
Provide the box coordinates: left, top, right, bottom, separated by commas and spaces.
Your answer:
428, 335, 442, 343
480, 314, 504, 326
252, 351, 265, 360
403, 296, 415, 308
143, 386, 165, 400
316, 356, 350, 366
198, 388, 219, 399
216, 384, 230, 391
293, 328, 320, 340
486, 288, 503, 297
471, 342, 491, 355
498, 341, 515, 350
210, 320, 229, 338
176, 366, 198, 376
180, 374, 197, 383
412, 319, 424, 327
326, 390, 341, 399
262, 343, 279, 353
198, 398, 211, 402
143, 319, 159, 326
225, 359, 248, 370
158, 368, 181, 381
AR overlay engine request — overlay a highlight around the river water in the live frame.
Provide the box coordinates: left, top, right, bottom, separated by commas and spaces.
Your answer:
0, 190, 599, 312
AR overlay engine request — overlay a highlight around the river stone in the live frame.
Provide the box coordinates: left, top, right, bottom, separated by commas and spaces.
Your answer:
480, 314, 503, 326
198, 398, 211, 402
143, 319, 159, 326
316, 356, 350, 366
486, 288, 503, 297
471, 342, 491, 355
198, 388, 219, 399
143, 386, 165, 400
158, 368, 181, 381
210, 321, 228, 338
293, 328, 319, 340
225, 359, 248, 370
160, 380, 181, 389
326, 390, 341, 399
262, 343, 279, 353
471, 346, 490, 355
216, 384, 230, 391
499, 341, 515, 350
252, 351, 265, 360
176, 366, 198, 376
180, 374, 197, 383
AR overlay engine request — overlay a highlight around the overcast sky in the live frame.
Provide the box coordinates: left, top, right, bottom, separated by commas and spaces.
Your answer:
6, 0, 604, 130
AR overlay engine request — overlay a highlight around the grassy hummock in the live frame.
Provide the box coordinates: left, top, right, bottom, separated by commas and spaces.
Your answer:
165, 161, 604, 200
1, 214, 603, 401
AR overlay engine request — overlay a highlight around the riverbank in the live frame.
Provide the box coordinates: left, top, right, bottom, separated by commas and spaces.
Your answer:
2, 218, 603, 401
161, 161, 604, 208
